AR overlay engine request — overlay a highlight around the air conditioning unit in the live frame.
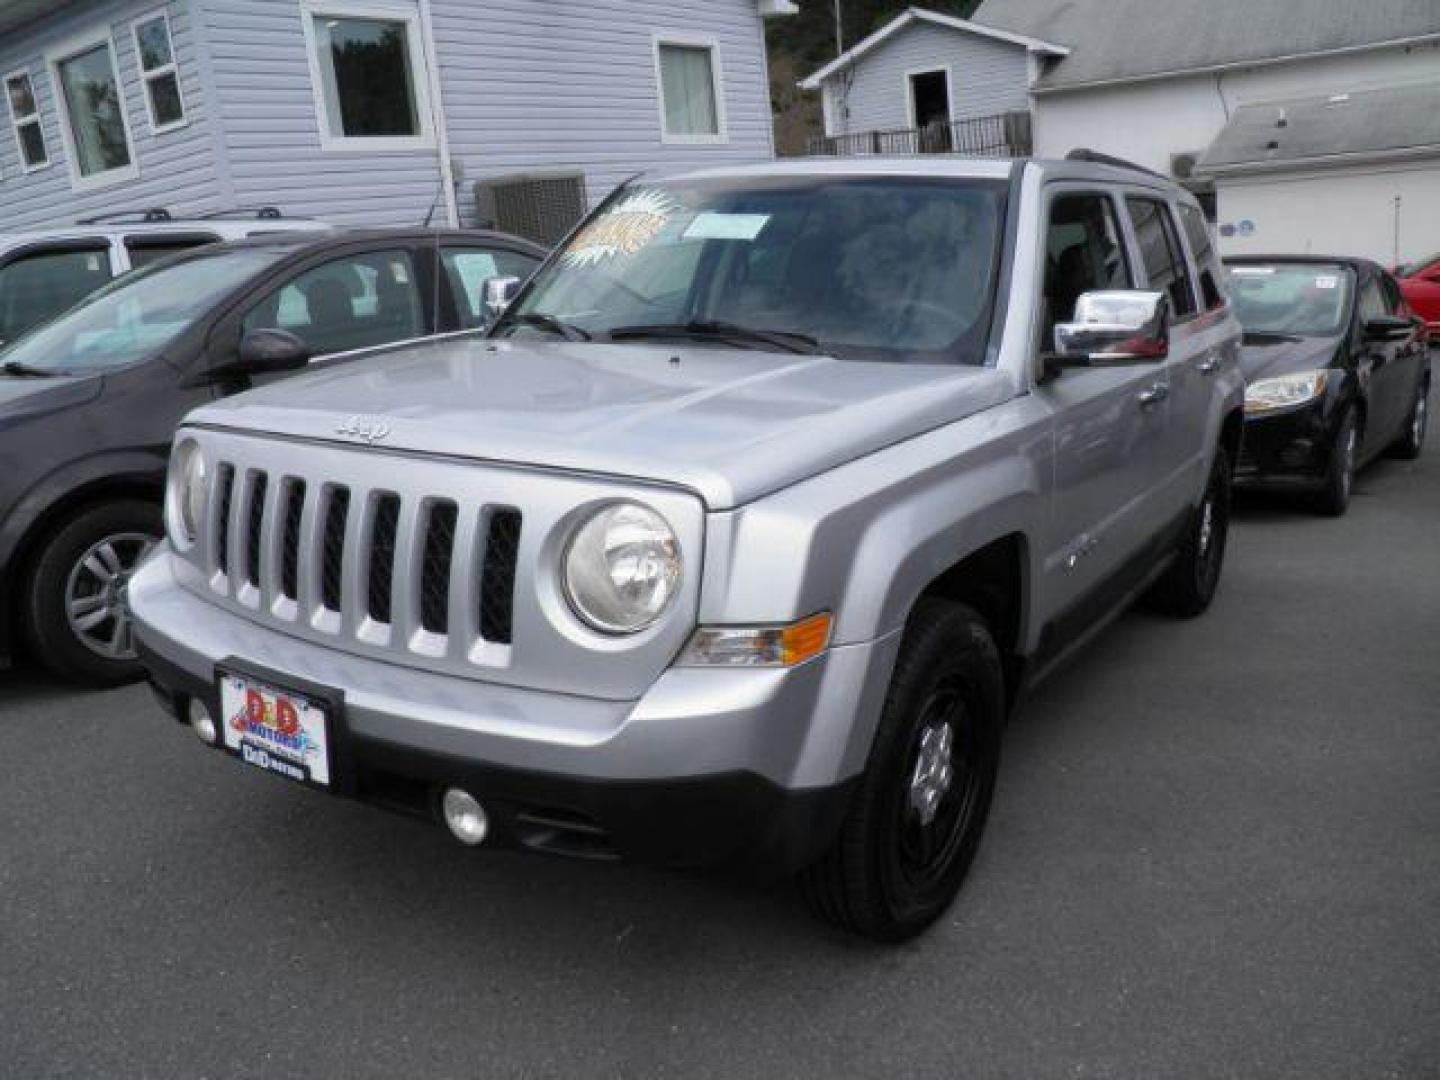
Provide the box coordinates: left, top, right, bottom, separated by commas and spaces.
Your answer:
474, 169, 588, 247
1170, 152, 1199, 179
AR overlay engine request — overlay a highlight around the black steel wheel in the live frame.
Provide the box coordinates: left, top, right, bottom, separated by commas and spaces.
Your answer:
1149, 444, 1232, 617
800, 600, 1003, 941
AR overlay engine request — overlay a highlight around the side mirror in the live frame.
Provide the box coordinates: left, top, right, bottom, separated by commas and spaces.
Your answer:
1049, 290, 1170, 374
481, 275, 521, 325
1363, 315, 1412, 342
212, 328, 312, 381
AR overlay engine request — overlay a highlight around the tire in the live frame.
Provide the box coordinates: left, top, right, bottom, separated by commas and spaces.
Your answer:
800, 600, 1004, 941
1389, 376, 1429, 460
1313, 407, 1359, 517
1149, 444, 1232, 617
23, 499, 162, 687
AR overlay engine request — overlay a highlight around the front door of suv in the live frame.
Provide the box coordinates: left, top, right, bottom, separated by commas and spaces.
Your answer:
1037, 187, 1174, 623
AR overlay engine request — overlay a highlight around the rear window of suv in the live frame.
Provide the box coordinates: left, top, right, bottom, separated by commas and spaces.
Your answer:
1126, 197, 1198, 320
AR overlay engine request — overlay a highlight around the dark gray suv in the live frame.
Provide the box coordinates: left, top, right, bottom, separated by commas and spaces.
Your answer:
0, 228, 543, 685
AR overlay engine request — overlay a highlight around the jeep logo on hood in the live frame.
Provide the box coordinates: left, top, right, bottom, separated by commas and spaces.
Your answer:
334, 415, 392, 444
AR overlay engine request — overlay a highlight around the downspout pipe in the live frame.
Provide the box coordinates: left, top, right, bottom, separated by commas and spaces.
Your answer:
417, 0, 459, 227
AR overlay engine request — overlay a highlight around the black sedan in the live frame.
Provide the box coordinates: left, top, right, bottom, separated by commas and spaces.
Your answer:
0, 227, 544, 685
1226, 256, 1430, 515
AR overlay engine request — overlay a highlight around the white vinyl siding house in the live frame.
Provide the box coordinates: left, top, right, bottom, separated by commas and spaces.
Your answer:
0, 0, 788, 230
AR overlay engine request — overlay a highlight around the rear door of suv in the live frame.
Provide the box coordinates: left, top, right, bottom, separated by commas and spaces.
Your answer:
1122, 191, 1225, 519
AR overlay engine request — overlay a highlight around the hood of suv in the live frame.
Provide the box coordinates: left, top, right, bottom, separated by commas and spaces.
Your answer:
188, 338, 1016, 508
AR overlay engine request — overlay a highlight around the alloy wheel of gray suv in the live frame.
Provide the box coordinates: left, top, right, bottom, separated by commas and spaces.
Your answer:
801, 600, 1003, 941
24, 499, 161, 686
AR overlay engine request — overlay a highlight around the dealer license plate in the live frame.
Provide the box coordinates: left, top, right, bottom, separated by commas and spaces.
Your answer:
218, 672, 333, 788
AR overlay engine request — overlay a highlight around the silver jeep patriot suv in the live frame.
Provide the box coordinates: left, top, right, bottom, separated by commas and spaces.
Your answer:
131, 157, 1243, 940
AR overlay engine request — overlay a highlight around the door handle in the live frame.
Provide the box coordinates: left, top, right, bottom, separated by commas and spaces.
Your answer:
1137, 383, 1169, 408
1197, 355, 1221, 375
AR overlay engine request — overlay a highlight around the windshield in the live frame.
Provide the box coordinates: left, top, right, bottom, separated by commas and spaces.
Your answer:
1227, 262, 1352, 336
499, 176, 1009, 364
0, 249, 283, 374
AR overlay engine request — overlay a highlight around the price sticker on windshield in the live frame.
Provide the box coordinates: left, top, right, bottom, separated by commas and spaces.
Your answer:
683, 212, 771, 242
1313, 275, 1339, 290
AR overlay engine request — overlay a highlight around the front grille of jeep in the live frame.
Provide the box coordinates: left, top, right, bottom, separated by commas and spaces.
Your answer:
206, 465, 522, 652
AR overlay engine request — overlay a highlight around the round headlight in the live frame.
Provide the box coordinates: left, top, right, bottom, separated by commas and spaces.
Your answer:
563, 502, 681, 634
167, 440, 208, 548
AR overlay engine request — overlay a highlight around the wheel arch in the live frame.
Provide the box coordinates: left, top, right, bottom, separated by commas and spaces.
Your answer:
915, 532, 1030, 709
3, 473, 164, 646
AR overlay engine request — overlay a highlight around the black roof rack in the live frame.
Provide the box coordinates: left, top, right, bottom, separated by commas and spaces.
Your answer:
1064, 149, 1168, 180
196, 206, 288, 221
76, 207, 173, 225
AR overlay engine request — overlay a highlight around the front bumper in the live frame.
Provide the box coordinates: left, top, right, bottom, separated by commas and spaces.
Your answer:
1236, 400, 1334, 488
130, 551, 897, 872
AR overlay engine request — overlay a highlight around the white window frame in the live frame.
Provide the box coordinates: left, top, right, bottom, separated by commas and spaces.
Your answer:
299, 0, 436, 153
45, 28, 140, 192
652, 33, 728, 146
4, 68, 51, 174
131, 8, 188, 135
903, 65, 955, 131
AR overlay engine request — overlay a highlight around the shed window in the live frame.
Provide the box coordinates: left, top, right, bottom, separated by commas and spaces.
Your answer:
4, 72, 49, 170
133, 12, 187, 132
656, 39, 724, 142
304, 6, 433, 149
50, 36, 135, 186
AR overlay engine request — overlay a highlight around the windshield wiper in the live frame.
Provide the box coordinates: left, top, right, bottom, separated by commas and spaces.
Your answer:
503, 311, 591, 342
606, 320, 821, 355
1242, 330, 1304, 344
2, 360, 57, 377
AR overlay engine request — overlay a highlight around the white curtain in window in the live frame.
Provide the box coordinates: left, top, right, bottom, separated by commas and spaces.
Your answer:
660, 45, 718, 136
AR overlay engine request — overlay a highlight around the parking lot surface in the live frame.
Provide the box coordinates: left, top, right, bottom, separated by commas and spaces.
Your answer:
3, 437, 1437, 1079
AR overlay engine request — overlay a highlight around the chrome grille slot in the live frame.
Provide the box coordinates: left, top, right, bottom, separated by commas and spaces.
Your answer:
367, 493, 401, 624
321, 486, 350, 613
214, 464, 235, 576
280, 479, 306, 602
245, 472, 268, 589
419, 501, 458, 635
480, 508, 522, 644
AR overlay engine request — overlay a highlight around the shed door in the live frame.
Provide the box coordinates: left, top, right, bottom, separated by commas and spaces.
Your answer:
908, 70, 951, 129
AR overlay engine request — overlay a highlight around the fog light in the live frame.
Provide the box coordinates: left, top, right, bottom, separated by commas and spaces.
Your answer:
441, 788, 489, 846
188, 698, 217, 745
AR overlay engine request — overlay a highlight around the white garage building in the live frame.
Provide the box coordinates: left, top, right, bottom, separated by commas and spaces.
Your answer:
1195, 84, 1440, 266
970, 0, 1440, 261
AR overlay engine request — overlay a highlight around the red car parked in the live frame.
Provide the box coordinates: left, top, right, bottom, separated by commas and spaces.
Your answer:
1397, 252, 1440, 335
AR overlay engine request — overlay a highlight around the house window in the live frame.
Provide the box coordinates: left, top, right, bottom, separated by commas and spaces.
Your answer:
302, 3, 434, 150
655, 38, 726, 143
4, 71, 49, 171
133, 12, 187, 133
48, 33, 137, 188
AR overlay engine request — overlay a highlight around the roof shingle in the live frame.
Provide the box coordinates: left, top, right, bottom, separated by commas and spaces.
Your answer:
973, 0, 1440, 90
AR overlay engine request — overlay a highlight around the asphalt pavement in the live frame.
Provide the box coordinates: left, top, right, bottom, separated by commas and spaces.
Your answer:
3, 435, 1437, 1079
